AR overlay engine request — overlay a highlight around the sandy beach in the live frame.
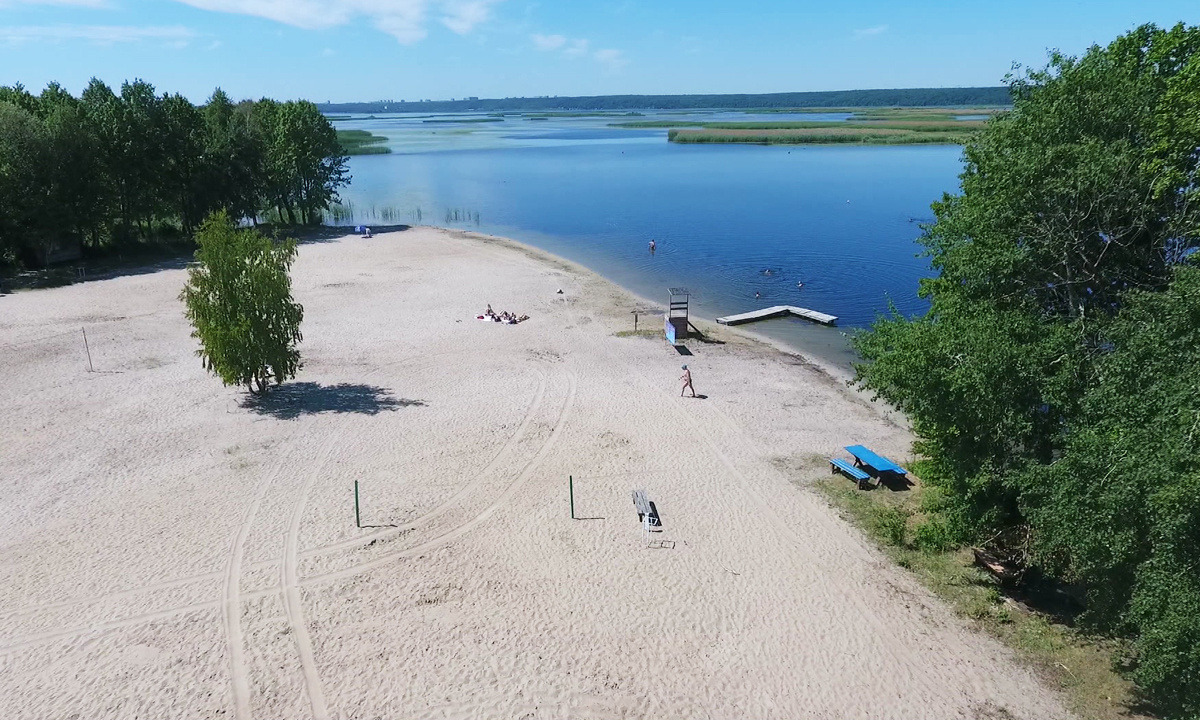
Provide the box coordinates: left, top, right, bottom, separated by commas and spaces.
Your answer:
0, 227, 1068, 719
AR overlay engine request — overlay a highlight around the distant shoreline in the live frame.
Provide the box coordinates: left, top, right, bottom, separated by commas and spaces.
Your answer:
317, 87, 1012, 114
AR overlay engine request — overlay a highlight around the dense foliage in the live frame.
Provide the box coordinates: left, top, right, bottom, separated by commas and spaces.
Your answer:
319, 86, 1012, 114
0, 80, 348, 270
852, 24, 1200, 716
180, 212, 303, 395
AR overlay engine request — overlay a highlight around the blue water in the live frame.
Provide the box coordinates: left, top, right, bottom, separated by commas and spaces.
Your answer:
333, 113, 963, 367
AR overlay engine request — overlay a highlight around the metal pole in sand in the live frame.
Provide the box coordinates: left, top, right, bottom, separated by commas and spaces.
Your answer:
81, 327, 94, 373
354, 480, 362, 528
569, 475, 575, 520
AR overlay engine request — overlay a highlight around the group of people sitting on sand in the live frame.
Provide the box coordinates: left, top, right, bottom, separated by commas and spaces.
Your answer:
478, 304, 529, 325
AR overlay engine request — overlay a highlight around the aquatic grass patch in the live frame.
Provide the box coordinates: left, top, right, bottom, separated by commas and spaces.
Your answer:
322, 202, 408, 224
850, 107, 1006, 121
613, 116, 986, 144
524, 111, 645, 118
443, 208, 481, 226
337, 129, 391, 155
699, 120, 984, 131
667, 128, 973, 145
610, 120, 707, 128
422, 117, 504, 124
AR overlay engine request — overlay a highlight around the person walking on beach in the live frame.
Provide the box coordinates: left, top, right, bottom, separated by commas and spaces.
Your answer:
680, 364, 696, 397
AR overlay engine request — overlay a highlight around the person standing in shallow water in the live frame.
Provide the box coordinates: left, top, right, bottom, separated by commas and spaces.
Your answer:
680, 364, 696, 397
649, 239, 656, 253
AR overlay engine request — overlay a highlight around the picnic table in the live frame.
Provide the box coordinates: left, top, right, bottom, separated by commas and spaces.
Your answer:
844, 445, 909, 478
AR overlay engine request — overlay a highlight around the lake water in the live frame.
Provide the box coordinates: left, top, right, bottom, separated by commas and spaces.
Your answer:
331, 112, 964, 369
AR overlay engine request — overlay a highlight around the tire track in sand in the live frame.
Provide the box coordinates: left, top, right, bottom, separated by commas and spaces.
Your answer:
0, 364, 548, 663
301, 368, 548, 559
299, 371, 577, 588
281, 428, 336, 720
221, 439, 300, 720
277, 365, 550, 719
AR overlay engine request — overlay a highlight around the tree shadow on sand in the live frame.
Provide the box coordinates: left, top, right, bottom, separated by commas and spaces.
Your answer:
240, 382, 425, 420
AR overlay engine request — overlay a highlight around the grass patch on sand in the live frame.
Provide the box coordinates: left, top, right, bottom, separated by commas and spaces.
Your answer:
813, 467, 1145, 720
336, 129, 391, 155
613, 328, 663, 339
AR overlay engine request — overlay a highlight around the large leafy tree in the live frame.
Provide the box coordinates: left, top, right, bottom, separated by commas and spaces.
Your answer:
202, 89, 264, 223
0, 102, 53, 268
0, 79, 350, 270
1028, 268, 1200, 715
250, 99, 348, 225
853, 23, 1200, 716
180, 212, 304, 394
39, 83, 105, 247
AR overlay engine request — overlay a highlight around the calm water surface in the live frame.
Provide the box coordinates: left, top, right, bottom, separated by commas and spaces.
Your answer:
332, 113, 964, 369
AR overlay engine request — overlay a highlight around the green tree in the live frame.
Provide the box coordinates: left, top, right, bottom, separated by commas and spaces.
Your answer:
39, 83, 105, 248
0, 102, 53, 268
202, 88, 264, 223
250, 99, 348, 225
160, 92, 207, 232
852, 23, 1200, 716
280, 100, 349, 225
1027, 267, 1200, 716
115, 79, 166, 239
180, 212, 303, 394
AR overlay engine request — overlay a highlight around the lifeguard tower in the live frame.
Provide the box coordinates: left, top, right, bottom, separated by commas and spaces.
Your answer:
665, 288, 690, 344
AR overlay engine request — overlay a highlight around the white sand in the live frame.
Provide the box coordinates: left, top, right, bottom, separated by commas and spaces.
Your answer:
0, 228, 1069, 719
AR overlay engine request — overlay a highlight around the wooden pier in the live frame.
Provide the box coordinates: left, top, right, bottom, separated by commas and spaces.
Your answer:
715, 305, 838, 327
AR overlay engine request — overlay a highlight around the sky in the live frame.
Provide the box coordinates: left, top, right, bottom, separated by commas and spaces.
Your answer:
1, 0, 1197, 103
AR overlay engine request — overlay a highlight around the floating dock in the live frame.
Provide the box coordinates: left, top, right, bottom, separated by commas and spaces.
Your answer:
716, 305, 838, 327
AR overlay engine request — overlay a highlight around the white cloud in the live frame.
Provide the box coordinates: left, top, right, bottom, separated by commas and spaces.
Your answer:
562, 37, 588, 57
439, 0, 492, 34
530, 32, 564, 51
0, 0, 110, 6
593, 47, 626, 71
532, 31, 626, 71
853, 24, 888, 38
170, 0, 500, 43
0, 24, 196, 44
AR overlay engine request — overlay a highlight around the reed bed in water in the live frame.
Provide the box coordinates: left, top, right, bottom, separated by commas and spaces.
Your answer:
668, 128, 974, 145
613, 119, 983, 132
422, 117, 504, 124
336, 129, 391, 155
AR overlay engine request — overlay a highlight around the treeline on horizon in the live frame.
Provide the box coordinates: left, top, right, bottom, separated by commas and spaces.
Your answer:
0, 80, 349, 271
853, 24, 1200, 717
318, 86, 1012, 114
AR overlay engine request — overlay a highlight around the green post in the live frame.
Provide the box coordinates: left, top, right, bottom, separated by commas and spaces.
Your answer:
569, 475, 575, 520
354, 480, 361, 528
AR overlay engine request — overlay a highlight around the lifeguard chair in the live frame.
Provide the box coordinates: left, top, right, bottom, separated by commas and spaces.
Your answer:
665, 288, 690, 344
